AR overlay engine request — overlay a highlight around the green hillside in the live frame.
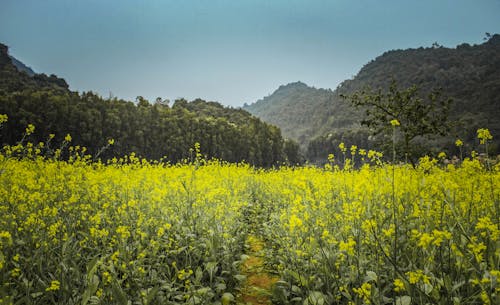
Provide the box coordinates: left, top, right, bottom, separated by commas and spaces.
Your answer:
0, 43, 300, 166
244, 35, 500, 162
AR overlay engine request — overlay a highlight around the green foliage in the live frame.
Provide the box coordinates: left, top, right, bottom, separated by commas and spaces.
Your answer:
307, 129, 374, 164
341, 81, 452, 163
243, 82, 361, 148
0, 43, 300, 167
244, 35, 500, 161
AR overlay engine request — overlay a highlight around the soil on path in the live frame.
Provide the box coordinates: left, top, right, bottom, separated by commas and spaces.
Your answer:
237, 235, 279, 305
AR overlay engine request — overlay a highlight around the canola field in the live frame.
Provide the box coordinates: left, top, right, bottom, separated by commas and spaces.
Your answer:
0, 143, 499, 305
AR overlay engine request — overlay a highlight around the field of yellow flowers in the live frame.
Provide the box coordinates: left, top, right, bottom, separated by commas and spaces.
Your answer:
0, 124, 498, 304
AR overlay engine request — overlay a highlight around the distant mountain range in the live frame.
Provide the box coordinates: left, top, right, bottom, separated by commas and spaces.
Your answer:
244, 34, 500, 161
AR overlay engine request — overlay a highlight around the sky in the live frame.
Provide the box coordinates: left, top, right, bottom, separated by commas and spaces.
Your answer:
1, 0, 499, 107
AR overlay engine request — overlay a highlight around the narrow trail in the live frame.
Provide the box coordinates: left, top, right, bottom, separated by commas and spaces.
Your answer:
237, 234, 279, 305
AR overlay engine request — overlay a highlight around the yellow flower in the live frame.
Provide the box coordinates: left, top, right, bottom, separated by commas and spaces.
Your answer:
468, 240, 487, 263
289, 214, 303, 231
477, 128, 493, 144
177, 268, 193, 280
116, 225, 130, 240
10, 268, 21, 278
417, 232, 433, 249
393, 278, 405, 292
476, 216, 500, 239
0, 113, 8, 124
25, 124, 35, 135
390, 119, 400, 126
102, 271, 112, 283
480, 290, 490, 305
45, 280, 60, 291
111, 251, 120, 263
432, 229, 452, 246
350, 145, 358, 156
455, 139, 463, 147
64, 133, 72, 142
327, 153, 335, 163
0, 231, 13, 247
406, 270, 430, 285
339, 237, 356, 256
353, 282, 372, 304
339, 142, 346, 153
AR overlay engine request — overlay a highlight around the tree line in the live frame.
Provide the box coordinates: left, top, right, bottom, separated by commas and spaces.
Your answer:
0, 43, 301, 166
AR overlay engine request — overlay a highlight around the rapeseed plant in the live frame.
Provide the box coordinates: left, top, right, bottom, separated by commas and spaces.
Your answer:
0, 121, 498, 304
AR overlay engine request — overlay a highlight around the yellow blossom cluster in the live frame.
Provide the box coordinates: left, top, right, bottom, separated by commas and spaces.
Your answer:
0, 133, 498, 304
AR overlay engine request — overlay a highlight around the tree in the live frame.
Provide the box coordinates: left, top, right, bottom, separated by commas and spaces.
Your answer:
342, 81, 452, 164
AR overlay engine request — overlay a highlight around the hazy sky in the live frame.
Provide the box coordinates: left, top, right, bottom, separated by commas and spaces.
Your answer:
1, 0, 499, 107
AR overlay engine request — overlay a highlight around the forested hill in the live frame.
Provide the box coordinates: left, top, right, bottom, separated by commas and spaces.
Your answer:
0, 44, 69, 93
243, 82, 360, 146
0, 43, 300, 166
244, 35, 500, 161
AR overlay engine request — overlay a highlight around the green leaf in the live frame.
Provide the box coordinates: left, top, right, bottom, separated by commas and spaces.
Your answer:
195, 287, 211, 295
364, 271, 378, 282
145, 287, 160, 305
291, 285, 302, 294
423, 283, 433, 295
86, 256, 100, 280
205, 261, 217, 273
30, 292, 44, 298
452, 281, 465, 292
221, 292, 234, 305
111, 278, 128, 305
303, 291, 326, 305
82, 275, 100, 305
215, 283, 226, 293
195, 267, 203, 282
82, 257, 101, 305
395, 296, 411, 305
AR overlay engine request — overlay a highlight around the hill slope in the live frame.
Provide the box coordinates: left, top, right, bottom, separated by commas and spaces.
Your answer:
244, 82, 360, 146
9, 55, 35, 76
244, 35, 500, 160
0, 43, 299, 166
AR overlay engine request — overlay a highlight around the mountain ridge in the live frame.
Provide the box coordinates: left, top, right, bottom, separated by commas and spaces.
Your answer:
244, 35, 500, 161
9, 55, 35, 76
0, 43, 301, 166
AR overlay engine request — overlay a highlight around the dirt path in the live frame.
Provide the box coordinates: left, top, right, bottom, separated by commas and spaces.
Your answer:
237, 235, 279, 305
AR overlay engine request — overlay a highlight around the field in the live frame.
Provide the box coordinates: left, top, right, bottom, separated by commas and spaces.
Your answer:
0, 142, 499, 305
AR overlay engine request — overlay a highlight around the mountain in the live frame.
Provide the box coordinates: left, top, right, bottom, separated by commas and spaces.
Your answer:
9, 55, 35, 76
0, 43, 69, 94
244, 35, 500, 161
0, 43, 300, 166
243, 82, 360, 146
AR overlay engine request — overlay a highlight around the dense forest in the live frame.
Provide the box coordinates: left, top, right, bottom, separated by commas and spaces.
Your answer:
0, 43, 300, 166
244, 34, 500, 163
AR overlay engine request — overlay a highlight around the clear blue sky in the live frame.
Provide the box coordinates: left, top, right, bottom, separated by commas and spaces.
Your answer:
1, 0, 499, 107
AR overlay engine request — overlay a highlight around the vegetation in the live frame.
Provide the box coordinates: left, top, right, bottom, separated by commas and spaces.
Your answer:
0, 124, 498, 304
341, 81, 452, 165
243, 82, 361, 148
0, 35, 499, 305
0, 43, 300, 167
244, 34, 500, 163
